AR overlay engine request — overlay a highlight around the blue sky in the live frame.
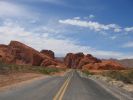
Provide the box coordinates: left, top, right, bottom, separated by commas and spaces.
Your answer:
0, 0, 133, 59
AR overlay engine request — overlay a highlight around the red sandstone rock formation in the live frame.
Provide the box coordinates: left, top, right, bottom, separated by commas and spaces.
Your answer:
78, 54, 101, 68
82, 60, 125, 70
0, 45, 15, 64
9, 41, 44, 66
64, 53, 84, 68
41, 59, 57, 66
40, 50, 55, 59
64, 53, 101, 68
0, 41, 125, 70
0, 41, 63, 67
64, 52, 125, 70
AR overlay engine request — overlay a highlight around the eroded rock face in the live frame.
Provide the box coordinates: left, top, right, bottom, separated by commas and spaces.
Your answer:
64, 53, 83, 68
0, 45, 15, 64
82, 60, 125, 70
0, 40, 125, 70
41, 59, 57, 66
40, 50, 55, 59
64, 53, 101, 68
64, 52, 125, 70
0, 41, 62, 67
8, 41, 44, 66
78, 54, 101, 68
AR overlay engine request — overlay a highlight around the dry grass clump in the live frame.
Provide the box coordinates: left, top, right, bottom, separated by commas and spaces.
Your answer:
102, 70, 133, 84
0, 61, 66, 75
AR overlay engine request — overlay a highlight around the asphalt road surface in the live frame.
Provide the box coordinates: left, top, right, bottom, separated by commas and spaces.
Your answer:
0, 70, 118, 100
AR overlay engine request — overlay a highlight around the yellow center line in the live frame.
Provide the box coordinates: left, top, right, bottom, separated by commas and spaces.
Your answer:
53, 71, 73, 100
53, 78, 69, 100
58, 77, 71, 100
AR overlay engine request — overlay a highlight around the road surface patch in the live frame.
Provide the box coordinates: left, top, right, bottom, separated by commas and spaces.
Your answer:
53, 72, 73, 100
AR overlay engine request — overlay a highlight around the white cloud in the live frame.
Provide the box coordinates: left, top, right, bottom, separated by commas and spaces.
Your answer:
110, 36, 117, 40
124, 27, 133, 32
114, 28, 121, 32
59, 19, 108, 32
59, 19, 122, 32
84, 15, 95, 20
58, 18, 133, 34
73, 17, 80, 20
33, 26, 61, 34
122, 42, 133, 48
91, 50, 123, 59
89, 14, 95, 19
37, 0, 64, 5
0, 1, 23, 17
0, 20, 31, 37
0, 1, 35, 18
106, 24, 122, 32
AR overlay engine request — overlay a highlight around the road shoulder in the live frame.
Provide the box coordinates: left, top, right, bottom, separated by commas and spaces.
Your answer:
0, 73, 48, 92
78, 70, 133, 100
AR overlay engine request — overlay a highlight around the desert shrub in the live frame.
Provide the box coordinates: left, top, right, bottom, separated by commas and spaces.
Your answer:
124, 70, 133, 83
103, 70, 133, 84
0, 60, 65, 75
0, 62, 30, 74
37, 67, 60, 74
82, 70, 93, 76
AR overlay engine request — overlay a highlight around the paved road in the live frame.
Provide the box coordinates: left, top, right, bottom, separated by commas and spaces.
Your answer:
0, 70, 118, 100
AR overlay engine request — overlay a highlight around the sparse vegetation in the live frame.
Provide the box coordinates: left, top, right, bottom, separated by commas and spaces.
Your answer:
102, 70, 133, 84
82, 70, 93, 76
0, 61, 66, 75
35, 67, 65, 75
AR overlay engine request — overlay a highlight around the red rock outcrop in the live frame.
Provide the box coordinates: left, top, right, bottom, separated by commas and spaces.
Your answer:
0, 41, 64, 68
64, 53, 84, 68
8, 41, 44, 66
41, 59, 57, 66
0, 41, 125, 70
82, 60, 125, 70
64, 53, 101, 68
64, 52, 125, 70
78, 54, 101, 68
0, 45, 15, 63
40, 50, 55, 59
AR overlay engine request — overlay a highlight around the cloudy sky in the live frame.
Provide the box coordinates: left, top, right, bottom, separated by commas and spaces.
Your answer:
0, 0, 133, 59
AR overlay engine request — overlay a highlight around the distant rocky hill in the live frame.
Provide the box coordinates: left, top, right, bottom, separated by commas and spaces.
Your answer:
112, 59, 133, 68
